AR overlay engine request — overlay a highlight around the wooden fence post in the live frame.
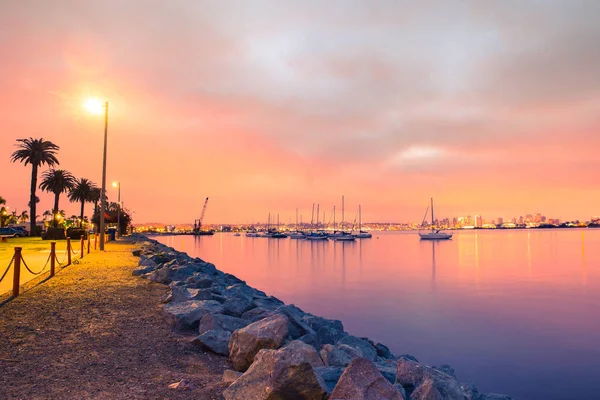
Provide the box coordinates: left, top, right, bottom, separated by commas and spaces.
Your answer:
87, 234, 91, 254
67, 237, 71, 265
50, 242, 56, 277
80, 236, 84, 259
94, 234, 97, 250
12, 247, 22, 297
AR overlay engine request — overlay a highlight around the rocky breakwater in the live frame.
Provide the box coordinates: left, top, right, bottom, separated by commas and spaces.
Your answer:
131, 235, 512, 400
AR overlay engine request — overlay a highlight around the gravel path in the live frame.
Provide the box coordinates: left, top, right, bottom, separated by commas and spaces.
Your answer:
0, 240, 228, 399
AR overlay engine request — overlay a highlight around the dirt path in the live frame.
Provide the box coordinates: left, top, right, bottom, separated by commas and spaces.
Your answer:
0, 240, 228, 399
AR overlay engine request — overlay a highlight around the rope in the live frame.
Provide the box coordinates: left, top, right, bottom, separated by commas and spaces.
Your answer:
21, 254, 50, 276
55, 246, 69, 265
0, 255, 15, 283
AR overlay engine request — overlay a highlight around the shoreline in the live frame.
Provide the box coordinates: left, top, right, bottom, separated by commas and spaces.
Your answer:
133, 233, 512, 400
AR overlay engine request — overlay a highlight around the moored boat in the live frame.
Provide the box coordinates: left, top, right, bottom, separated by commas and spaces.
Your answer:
419, 198, 452, 240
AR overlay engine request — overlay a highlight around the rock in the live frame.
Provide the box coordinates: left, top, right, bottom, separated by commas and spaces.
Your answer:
314, 366, 345, 395
223, 346, 328, 400
275, 305, 315, 339
395, 358, 425, 388
222, 369, 242, 385
194, 277, 213, 289
316, 325, 346, 347
222, 297, 255, 317
149, 266, 171, 284
223, 283, 256, 301
199, 313, 248, 334
163, 300, 223, 331
132, 249, 142, 257
396, 359, 466, 400
394, 384, 408, 400
320, 344, 362, 367
337, 335, 378, 361
228, 313, 289, 371
168, 378, 195, 390
433, 364, 457, 379
138, 254, 157, 267
374, 359, 398, 384
241, 307, 272, 322
302, 314, 345, 333
192, 329, 232, 356
330, 357, 404, 400
171, 287, 210, 302
398, 354, 419, 362
253, 296, 285, 310
375, 342, 394, 359
161, 292, 172, 304
224, 273, 245, 285
410, 378, 441, 400
298, 332, 320, 349
282, 340, 325, 368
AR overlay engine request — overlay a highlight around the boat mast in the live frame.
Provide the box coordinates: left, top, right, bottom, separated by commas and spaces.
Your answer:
342, 195, 345, 231
359, 204, 362, 231
316, 204, 320, 229
334, 206, 336, 231
310, 203, 315, 229
296, 208, 298, 231
431, 198, 434, 231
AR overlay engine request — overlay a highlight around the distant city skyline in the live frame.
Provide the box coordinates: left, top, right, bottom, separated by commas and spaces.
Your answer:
1, 1, 599, 224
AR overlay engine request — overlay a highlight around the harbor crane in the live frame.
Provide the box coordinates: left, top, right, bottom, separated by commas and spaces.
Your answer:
193, 197, 215, 235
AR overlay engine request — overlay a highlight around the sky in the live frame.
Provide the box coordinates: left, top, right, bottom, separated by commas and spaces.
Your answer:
1, 0, 599, 224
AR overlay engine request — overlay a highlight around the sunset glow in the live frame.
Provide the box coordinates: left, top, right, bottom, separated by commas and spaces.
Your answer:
1, 1, 599, 225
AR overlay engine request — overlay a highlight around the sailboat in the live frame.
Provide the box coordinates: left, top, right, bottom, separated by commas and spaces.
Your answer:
418, 198, 453, 240
289, 208, 306, 239
331, 196, 355, 241
353, 205, 372, 238
305, 203, 328, 240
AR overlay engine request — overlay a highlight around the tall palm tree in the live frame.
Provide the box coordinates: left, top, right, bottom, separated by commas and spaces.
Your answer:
10, 138, 60, 234
68, 178, 98, 228
39, 169, 75, 227
0, 196, 6, 206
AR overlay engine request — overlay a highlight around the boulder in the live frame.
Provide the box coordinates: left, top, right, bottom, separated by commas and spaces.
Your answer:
316, 325, 346, 347
171, 287, 213, 303
163, 300, 223, 331
433, 364, 457, 380
281, 340, 325, 368
337, 335, 378, 361
320, 344, 362, 367
199, 313, 248, 334
398, 354, 419, 362
228, 313, 289, 371
375, 342, 394, 359
132, 249, 142, 257
374, 359, 398, 384
298, 332, 320, 349
396, 359, 467, 400
241, 307, 273, 322
223, 283, 256, 301
149, 266, 171, 284
138, 254, 158, 268
192, 329, 231, 356
194, 277, 214, 289
302, 314, 345, 333
275, 305, 315, 339
222, 369, 242, 385
222, 297, 255, 317
223, 346, 328, 400
253, 296, 285, 310
314, 366, 345, 395
329, 357, 404, 400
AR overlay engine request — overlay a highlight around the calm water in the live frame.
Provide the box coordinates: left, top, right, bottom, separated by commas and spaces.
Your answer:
157, 230, 600, 400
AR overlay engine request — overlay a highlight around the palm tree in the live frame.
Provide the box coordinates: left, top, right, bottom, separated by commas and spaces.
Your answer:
39, 169, 75, 227
19, 210, 29, 224
10, 138, 60, 234
0, 196, 6, 206
90, 187, 102, 216
68, 178, 98, 228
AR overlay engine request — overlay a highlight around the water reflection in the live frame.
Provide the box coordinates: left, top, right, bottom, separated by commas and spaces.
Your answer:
158, 230, 600, 400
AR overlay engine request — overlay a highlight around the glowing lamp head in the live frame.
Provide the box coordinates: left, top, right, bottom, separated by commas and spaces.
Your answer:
84, 98, 104, 114
112, 181, 119, 188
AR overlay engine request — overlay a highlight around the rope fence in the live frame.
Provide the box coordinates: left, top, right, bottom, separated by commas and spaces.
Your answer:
0, 233, 99, 298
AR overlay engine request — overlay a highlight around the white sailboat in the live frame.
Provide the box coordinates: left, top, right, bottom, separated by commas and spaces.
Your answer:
418, 198, 453, 240
289, 208, 305, 239
353, 204, 372, 238
331, 195, 355, 241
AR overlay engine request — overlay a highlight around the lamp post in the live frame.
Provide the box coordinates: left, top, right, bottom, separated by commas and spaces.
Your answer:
113, 181, 120, 239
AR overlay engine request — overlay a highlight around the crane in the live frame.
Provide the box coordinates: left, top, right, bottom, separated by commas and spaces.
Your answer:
193, 197, 214, 235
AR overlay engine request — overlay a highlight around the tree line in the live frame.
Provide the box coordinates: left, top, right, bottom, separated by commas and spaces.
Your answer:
3, 137, 129, 235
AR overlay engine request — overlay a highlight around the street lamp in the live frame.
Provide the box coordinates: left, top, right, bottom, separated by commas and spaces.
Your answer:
113, 181, 121, 238
85, 97, 109, 251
